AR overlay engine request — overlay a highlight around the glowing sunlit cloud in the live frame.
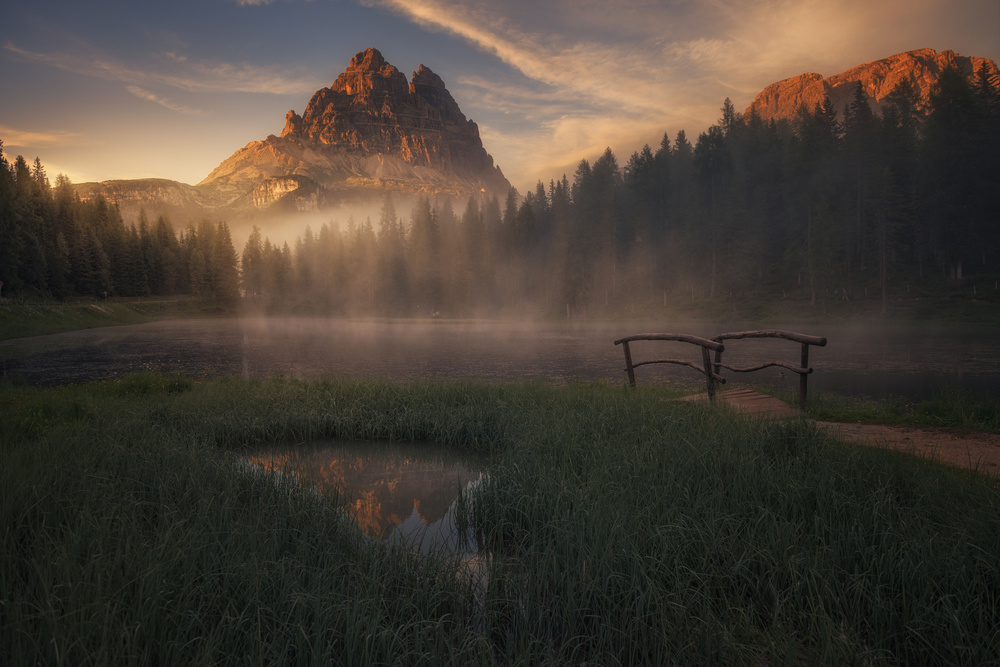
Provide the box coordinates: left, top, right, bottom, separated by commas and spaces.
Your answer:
126, 85, 203, 115
366, 0, 736, 188
368, 0, 991, 189
455, 76, 589, 121
0, 125, 82, 149
367, 0, 672, 113
4, 42, 318, 95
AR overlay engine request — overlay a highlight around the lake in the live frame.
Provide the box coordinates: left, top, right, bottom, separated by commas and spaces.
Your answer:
3, 317, 1000, 399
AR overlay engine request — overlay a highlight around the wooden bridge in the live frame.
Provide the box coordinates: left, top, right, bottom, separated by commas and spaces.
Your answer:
676, 387, 803, 418
614, 329, 827, 411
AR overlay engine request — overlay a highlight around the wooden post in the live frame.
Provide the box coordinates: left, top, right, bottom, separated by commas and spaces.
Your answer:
799, 343, 809, 410
623, 340, 636, 388
702, 346, 716, 402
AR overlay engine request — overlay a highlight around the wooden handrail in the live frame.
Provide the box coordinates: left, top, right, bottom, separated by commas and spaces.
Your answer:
713, 330, 827, 346
711, 330, 827, 409
615, 329, 826, 409
613, 333, 726, 400
614, 333, 724, 352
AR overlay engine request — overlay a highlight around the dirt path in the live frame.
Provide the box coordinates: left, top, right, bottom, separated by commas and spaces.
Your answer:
816, 421, 1000, 475
680, 389, 1000, 475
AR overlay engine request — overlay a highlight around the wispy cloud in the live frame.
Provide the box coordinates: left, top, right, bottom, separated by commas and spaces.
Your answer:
0, 125, 83, 149
367, 0, 967, 187
367, 0, 665, 112
126, 85, 203, 114
4, 41, 317, 96
364, 0, 728, 183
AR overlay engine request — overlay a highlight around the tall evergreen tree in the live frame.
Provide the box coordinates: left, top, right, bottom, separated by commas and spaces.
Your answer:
211, 221, 240, 308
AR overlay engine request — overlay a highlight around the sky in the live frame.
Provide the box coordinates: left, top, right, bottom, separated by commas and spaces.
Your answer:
1, 0, 998, 194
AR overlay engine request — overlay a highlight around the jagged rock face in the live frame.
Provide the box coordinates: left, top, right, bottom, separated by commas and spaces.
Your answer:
250, 175, 319, 210
284, 48, 501, 178
72, 178, 214, 224
200, 47, 509, 204
745, 48, 1000, 122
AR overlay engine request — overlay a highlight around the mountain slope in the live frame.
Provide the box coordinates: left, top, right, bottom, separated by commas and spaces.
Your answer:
744, 48, 999, 122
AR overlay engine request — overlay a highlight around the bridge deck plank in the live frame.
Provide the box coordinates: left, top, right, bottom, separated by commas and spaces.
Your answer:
677, 388, 801, 419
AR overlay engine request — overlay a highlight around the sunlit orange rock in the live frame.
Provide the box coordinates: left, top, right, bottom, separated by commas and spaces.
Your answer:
745, 48, 1000, 123
201, 47, 510, 208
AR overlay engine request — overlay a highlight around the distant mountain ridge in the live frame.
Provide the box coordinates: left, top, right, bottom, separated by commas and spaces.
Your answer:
74, 48, 509, 221
744, 48, 999, 122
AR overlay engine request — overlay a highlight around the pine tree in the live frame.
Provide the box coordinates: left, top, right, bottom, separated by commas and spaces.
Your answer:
211, 221, 240, 308
408, 198, 442, 315
377, 194, 408, 313
241, 225, 265, 301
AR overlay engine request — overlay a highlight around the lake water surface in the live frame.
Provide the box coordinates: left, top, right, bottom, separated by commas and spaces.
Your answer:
3, 317, 999, 400
244, 439, 485, 554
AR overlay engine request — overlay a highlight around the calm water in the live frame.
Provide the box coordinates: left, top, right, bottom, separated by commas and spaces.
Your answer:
3, 317, 999, 399
244, 439, 485, 554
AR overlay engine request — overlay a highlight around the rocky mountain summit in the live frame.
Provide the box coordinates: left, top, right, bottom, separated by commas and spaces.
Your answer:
745, 48, 999, 122
199, 48, 509, 209
74, 48, 509, 220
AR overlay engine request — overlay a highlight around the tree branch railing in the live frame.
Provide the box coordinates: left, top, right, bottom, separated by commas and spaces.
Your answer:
614, 330, 827, 409
613, 333, 727, 401
711, 330, 827, 409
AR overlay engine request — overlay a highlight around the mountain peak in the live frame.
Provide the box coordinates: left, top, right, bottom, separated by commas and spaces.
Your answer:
348, 47, 387, 72
330, 47, 407, 99
745, 48, 1000, 123
200, 47, 509, 207
411, 64, 445, 88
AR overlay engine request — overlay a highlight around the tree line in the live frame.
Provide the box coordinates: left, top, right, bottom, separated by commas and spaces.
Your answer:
0, 149, 240, 306
2, 63, 997, 316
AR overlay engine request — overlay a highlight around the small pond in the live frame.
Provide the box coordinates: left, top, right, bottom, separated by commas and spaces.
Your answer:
244, 439, 487, 554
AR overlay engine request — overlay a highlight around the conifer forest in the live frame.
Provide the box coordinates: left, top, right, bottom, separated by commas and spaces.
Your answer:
2, 65, 997, 317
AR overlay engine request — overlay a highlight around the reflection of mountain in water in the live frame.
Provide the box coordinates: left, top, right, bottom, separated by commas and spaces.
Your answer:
245, 440, 484, 540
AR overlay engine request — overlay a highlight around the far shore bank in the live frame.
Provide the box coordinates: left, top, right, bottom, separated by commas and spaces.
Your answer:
3, 288, 999, 342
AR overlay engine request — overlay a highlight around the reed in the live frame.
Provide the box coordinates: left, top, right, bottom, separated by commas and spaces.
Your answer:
2, 375, 997, 665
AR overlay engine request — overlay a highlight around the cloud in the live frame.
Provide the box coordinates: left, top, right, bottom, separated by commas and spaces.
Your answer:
126, 85, 203, 114
4, 41, 317, 96
0, 125, 82, 149
365, 0, 724, 185
369, 0, 987, 189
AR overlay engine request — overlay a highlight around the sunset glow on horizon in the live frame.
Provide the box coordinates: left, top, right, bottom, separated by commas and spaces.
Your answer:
2, 0, 997, 193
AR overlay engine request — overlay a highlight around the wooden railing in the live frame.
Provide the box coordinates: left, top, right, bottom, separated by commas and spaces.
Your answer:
711, 330, 827, 409
615, 329, 826, 408
613, 334, 727, 400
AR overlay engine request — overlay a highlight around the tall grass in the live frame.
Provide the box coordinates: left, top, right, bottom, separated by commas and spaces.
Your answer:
2, 375, 998, 665
775, 387, 1000, 434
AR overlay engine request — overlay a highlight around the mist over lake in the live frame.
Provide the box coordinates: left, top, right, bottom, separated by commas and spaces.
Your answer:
3, 317, 999, 400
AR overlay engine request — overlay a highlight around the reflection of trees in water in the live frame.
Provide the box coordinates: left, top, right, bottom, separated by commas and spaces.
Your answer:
245, 441, 483, 539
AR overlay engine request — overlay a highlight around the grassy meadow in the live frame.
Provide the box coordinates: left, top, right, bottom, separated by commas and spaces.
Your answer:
2, 375, 998, 665
762, 386, 1000, 435
0, 299, 216, 341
